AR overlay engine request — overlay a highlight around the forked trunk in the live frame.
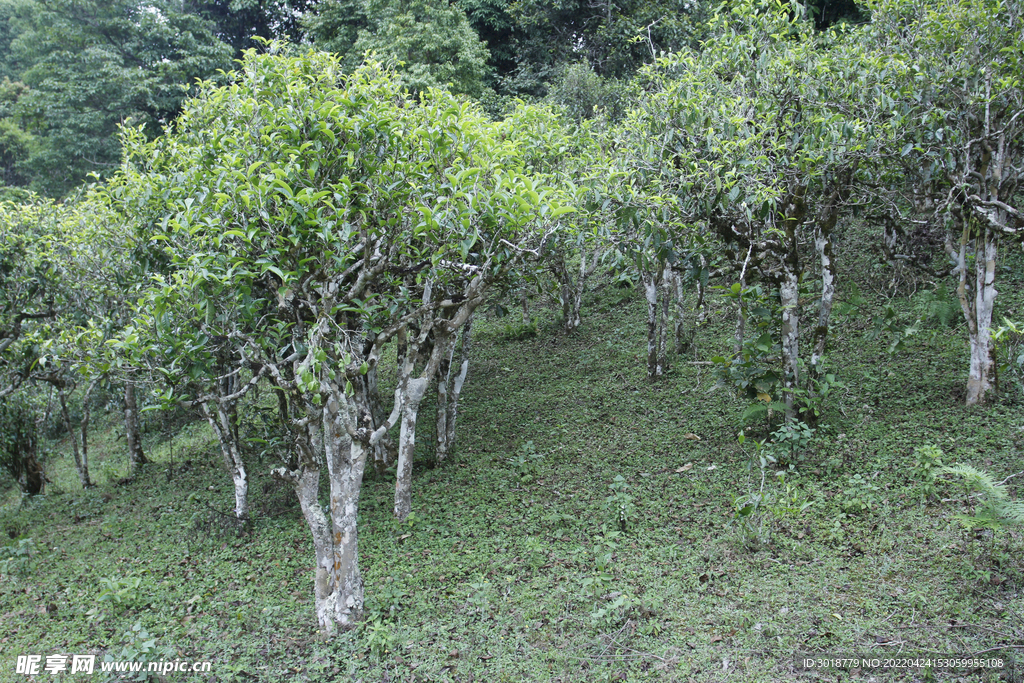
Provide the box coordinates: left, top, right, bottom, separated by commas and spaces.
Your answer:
435, 319, 472, 463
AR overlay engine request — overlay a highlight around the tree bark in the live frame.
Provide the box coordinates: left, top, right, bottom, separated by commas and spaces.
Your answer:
200, 398, 249, 521
641, 268, 663, 378
810, 226, 835, 377
124, 383, 148, 472
79, 378, 99, 484
949, 222, 998, 406
394, 375, 428, 521
57, 382, 91, 488
779, 188, 806, 421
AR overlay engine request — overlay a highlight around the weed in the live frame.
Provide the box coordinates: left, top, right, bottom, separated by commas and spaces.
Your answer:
99, 621, 177, 683
501, 318, 538, 341
508, 440, 545, 484
767, 421, 816, 468
840, 474, 883, 514
363, 619, 400, 658
602, 474, 635, 531
912, 444, 944, 505
0, 536, 35, 577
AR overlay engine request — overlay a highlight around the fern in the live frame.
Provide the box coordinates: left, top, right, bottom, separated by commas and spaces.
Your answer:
740, 401, 788, 424
942, 464, 1024, 530
914, 283, 959, 329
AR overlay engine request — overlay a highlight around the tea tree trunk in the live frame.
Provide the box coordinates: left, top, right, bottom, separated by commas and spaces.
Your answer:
124, 383, 148, 472
435, 318, 472, 463
949, 223, 998, 406
56, 382, 91, 488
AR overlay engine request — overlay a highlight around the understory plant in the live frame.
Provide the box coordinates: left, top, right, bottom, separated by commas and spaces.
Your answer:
942, 464, 1024, 532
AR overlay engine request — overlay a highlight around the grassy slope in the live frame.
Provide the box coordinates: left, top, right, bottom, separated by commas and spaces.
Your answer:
2, 226, 1023, 682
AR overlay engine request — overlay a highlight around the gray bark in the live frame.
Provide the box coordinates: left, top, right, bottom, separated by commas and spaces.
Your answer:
779, 188, 806, 421
641, 268, 663, 378
200, 397, 249, 521
57, 382, 91, 489
435, 319, 473, 464
949, 224, 998, 406
124, 383, 148, 472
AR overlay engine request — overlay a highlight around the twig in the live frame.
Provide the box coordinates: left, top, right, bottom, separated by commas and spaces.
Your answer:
997, 470, 1023, 486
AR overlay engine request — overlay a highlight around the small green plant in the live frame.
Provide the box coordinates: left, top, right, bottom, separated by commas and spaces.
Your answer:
363, 619, 400, 659
589, 592, 633, 630
767, 421, 816, 467
508, 440, 545, 484
0, 537, 35, 577
364, 579, 406, 623
99, 621, 177, 683
773, 473, 815, 517
840, 474, 882, 514
602, 474, 635, 531
912, 444, 944, 505
992, 318, 1024, 397
467, 574, 493, 610
501, 318, 538, 341
942, 464, 1024, 532
581, 530, 619, 600
87, 575, 143, 621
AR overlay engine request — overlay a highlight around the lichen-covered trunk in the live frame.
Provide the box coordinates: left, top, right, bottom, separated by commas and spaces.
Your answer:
435, 319, 472, 463
394, 376, 428, 521
58, 384, 91, 489
641, 269, 663, 379
958, 226, 998, 406
201, 400, 249, 521
123, 383, 148, 472
811, 226, 836, 376
281, 407, 369, 634
780, 266, 800, 421
658, 268, 673, 373
323, 411, 368, 630
780, 189, 806, 421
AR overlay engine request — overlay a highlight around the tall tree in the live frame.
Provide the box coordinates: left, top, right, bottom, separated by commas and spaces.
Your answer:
1, 0, 232, 194
306, 0, 490, 97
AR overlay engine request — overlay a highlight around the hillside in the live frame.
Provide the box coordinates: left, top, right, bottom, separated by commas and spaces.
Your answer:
2, 224, 1023, 682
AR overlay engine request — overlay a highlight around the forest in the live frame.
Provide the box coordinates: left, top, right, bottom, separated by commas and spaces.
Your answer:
1, 0, 1022, 680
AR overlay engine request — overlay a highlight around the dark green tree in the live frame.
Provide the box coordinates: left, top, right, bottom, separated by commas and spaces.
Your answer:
1, 0, 232, 194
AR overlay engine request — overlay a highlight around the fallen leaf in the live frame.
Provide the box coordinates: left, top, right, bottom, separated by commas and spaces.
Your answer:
684, 433, 701, 441
675, 463, 694, 473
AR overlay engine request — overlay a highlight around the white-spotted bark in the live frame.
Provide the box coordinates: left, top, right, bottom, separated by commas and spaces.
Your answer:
123, 383, 148, 472
435, 317, 472, 463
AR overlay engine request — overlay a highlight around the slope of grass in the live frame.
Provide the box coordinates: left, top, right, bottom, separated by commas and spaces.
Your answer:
2, 228, 1023, 682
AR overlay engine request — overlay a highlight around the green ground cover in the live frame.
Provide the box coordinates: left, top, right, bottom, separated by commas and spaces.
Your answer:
2, 227, 1023, 682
